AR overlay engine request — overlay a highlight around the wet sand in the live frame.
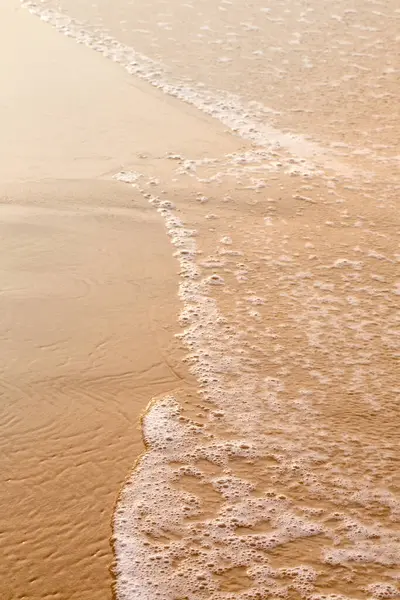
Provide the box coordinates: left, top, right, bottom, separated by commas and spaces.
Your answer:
0, 180, 185, 600
0, 2, 240, 599
2, 1, 399, 599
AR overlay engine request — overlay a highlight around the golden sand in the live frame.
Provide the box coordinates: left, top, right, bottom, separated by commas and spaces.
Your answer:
1, 1, 399, 599
0, 2, 241, 598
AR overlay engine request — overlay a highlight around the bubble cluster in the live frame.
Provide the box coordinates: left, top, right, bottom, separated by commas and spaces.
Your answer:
111, 165, 399, 599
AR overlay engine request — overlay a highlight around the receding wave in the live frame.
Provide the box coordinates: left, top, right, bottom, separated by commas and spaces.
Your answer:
111, 168, 399, 599
21, 0, 360, 176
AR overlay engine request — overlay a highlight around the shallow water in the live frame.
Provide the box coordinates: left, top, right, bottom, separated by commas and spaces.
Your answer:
35, 0, 400, 165
20, 1, 400, 599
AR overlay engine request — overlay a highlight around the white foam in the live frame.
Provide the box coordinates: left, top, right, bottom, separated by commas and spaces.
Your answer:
110, 173, 400, 598
21, 0, 356, 177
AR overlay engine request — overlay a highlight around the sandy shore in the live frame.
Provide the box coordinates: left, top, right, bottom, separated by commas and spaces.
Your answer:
0, 180, 185, 600
0, 1, 240, 598
2, 1, 399, 599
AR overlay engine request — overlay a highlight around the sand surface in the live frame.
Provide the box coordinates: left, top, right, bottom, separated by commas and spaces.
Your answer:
1, 1, 399, 599
0, 2, 240, 598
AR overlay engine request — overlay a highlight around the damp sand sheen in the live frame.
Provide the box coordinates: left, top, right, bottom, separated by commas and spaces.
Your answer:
0, 1, 398, 600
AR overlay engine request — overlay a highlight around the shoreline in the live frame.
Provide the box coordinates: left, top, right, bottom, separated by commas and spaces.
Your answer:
2, 1, 399, 599
0, 178, 188, 600
0, 2, 241, 598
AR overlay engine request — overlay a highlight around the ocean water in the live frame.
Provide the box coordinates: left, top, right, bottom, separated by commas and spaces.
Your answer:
22, 1, 400, 599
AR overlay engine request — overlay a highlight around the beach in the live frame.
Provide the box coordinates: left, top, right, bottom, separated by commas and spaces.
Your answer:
0, 2, 239, 598
1, 1, 399, 599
